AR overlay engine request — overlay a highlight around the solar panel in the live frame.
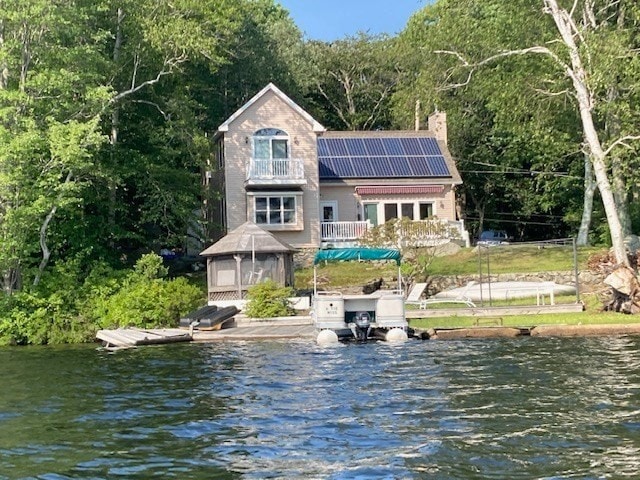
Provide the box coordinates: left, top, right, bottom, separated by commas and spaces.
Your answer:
317, 139, 331, 157
351, 158, 376, 177
363, 138, 386, 156
369, 156, 392, 176
328, 158, 356, 177
317, 136, 451, 179
429, 157, 450, 176
419, 138, 441, 155
319, 159, 338, 178
406, 157, 431, 176
400, 138, 422, 156
321, 138, 347, 157
389, 157, 413, 176
344, 138, 367, 156
382, 138, 403, 155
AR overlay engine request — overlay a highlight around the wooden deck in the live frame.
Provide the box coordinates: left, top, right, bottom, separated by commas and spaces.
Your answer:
96, 320, 315, 348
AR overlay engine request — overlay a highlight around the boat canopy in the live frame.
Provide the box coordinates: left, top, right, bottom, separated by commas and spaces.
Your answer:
313, 247, 402, 266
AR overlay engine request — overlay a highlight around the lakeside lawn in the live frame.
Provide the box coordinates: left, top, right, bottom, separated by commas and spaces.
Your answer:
295, 244, 603, 289
408, 292, 639, 329
296, 244, 640, 328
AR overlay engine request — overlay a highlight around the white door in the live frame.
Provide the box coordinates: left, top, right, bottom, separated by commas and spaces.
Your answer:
320, 201, 338, 222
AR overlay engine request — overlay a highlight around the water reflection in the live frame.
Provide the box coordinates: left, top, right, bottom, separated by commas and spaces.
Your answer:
0, 338, 640, 478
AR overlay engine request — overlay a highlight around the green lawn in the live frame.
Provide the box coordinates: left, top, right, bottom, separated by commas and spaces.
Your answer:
296, 245, 603, 289
296, 245, 639, 327
426, 244, 601, 275
408, 292, 638, 329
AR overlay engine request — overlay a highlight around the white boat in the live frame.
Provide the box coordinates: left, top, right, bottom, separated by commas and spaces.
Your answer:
311, 248, 409, 344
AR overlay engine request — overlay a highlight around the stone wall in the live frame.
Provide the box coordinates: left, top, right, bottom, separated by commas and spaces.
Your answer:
294, 248, 317, 269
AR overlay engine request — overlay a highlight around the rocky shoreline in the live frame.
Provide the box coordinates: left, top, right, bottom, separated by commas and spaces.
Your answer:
415, 323, 640, 340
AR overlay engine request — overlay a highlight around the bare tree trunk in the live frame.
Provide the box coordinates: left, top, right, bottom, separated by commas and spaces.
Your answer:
0, 19, 8, 90
3, 265, 21, 295
577, 151, 596, 246
544, 0, 629, 266
108, 7, 125, 243
19, 20, 30, 92
606, 85, 631, 235
33, 172, 73, 286
34, 206, 57, 287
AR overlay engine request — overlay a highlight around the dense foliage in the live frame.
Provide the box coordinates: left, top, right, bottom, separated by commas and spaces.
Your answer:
0, 0, 637, 343
0, 254, 202, 345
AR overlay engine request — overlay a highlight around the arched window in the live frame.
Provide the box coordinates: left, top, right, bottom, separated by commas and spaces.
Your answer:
253, 128, 289, 160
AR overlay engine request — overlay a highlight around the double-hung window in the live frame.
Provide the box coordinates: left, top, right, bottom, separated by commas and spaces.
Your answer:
254, 195, 296, 225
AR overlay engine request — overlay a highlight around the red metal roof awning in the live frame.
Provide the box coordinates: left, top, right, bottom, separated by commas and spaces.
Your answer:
355, 185, 444, 196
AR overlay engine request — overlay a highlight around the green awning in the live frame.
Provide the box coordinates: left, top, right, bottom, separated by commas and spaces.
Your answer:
313, 247, 402, 266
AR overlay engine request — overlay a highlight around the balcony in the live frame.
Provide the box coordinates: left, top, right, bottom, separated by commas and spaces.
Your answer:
246, 158, 306, 186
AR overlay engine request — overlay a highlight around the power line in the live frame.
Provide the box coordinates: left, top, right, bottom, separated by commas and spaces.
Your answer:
464, 216, 562, 226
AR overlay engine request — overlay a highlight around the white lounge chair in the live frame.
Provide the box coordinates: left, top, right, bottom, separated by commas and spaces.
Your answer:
405, 281, 476, 309
405, 282, 428, 307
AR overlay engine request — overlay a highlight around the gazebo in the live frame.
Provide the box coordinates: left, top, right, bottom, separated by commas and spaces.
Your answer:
200, 222, 296, 302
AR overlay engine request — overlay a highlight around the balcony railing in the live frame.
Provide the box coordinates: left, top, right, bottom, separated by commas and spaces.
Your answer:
320, 219, 470, 247
246, 158, 305, 184
321, 221, 371, 242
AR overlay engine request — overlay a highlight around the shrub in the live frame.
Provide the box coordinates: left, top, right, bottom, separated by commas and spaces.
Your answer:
245, 279, 294, 318
0, 253, 204, 345
91, 255, 203, 329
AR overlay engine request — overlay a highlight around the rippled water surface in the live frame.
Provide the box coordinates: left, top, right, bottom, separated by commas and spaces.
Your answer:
2, 337, 640, 479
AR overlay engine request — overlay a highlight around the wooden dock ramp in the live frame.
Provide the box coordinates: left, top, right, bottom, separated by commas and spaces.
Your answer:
96, 327, 192, 349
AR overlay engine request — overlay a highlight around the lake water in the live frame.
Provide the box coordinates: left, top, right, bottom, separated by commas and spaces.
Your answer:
1, 337, 640, 479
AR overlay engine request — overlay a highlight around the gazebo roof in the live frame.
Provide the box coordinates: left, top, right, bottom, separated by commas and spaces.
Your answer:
200, 222, 295, 257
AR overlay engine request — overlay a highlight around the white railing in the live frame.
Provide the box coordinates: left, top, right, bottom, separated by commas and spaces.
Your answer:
320, 219, 470, 246
247, 158, 305, 180
321, 221, 371, 241
398, 219, 463, 239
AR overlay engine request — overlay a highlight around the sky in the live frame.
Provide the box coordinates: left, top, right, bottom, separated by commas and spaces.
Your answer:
276, 0, 430, 42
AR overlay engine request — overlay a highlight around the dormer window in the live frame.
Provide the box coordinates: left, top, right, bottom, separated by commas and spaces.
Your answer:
253, 128, 289, 159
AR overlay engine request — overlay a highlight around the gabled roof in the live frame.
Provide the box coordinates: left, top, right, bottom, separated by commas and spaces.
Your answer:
200, 221, 295, 257
317, 130, 462, 184
218, 82, 325, 133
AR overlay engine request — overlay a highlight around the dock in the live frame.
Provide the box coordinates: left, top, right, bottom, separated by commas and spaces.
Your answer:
96, 327, 192, 349
193, 324, 316, 342
96, 316, 315, 348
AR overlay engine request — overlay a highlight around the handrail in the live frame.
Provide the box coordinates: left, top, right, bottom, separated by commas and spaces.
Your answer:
321, 221, 370, 241
247, 158, 305, 180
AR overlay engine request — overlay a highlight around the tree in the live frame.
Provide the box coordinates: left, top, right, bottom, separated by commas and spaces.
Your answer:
392, 1, 584, 242
95, 0, 243, 254
0, 0, 110, 292
301, 33, 400, 130
427, 0, 640, 264
0, 0, 248, 293
359, 217, 463, 292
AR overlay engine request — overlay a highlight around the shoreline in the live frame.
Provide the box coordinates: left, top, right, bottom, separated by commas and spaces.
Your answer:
414, 323, 640, 340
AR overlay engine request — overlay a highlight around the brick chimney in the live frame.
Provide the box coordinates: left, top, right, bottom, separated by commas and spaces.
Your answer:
428, 111, 447, 145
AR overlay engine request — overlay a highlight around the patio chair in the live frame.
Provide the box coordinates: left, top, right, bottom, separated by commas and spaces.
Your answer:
405, 282, 428, 307
406, 281, 476, 309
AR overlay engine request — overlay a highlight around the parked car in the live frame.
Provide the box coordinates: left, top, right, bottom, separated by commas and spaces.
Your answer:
477, 230, 512, 245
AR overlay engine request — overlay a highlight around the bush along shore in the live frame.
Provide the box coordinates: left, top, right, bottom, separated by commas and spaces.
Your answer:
0, 254, 203, 346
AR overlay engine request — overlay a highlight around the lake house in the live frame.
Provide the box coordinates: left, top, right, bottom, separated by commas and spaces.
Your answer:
207, 83, 469, 254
